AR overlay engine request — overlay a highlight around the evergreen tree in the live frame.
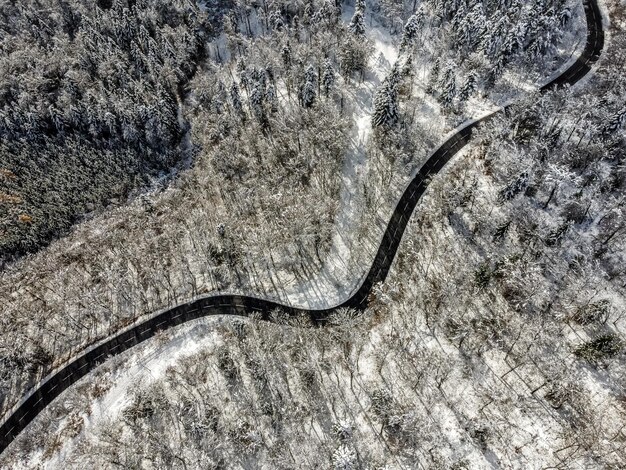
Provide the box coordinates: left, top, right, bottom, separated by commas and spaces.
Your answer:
426, 58, 440, 95
266, 83, 279, 114
457, 4, 487, 51
504, 22, 527, 57
301, 65, 317, 108
451, 2, 467, 31
322, 58, 336, 97
372, 69, 399, 129
458, 72, 477, 104
252, 68, 267, 91
338, 35, 369, 77
400, 13, 420, 52
269, 9, 284, 30
601, 108, 626, 136
282, 42, 292, 69
305, 64, 317, 85
481, 17, 509, 61
388, 60, 401, 90
213, 81, 227, 114
486, 55, 506, 88
313, 0, 340, 26
237, 57, 249, 94
250, 80, 266, 122
438, 62, 456, 109
402, 55, 414, 79
560, 7, 572, 27
349, 1, 366, 36
230, 82, 244, 118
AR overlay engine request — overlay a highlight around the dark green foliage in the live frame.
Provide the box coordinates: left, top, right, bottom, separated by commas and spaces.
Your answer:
338, 34, 370, 77
512, 112, 542, 144
492, 220, 511, 242
545, 221, 570, 246
499, 172, 529, 202
0, 138, 171, 258
217, 347, 239, 382
370, 388, 393, 418
122, 390, 165, 422
470, 426, 490, 451
372, 64, 401, 129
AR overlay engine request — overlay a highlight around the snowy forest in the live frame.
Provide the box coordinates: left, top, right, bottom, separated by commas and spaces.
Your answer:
1, 0, 625, 468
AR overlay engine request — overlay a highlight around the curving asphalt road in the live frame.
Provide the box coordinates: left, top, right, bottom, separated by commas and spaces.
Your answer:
0, 0, 605, 455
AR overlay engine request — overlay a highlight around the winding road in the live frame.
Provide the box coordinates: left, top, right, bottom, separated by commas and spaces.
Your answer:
0, 0, 606, 455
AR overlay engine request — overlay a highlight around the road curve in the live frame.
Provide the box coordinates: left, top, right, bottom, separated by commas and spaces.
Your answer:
0, 0, 605, 455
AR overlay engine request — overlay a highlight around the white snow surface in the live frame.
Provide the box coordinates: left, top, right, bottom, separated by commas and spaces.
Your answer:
8, 3, 594, 465
42, 320, 224, 469
247, 1, 588, 310
278, 6, 398, 307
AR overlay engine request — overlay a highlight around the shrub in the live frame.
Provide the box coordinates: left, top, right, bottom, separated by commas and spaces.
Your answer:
571, 300, 611, 325
474, 262, 492, 288
574, 334, 624, 363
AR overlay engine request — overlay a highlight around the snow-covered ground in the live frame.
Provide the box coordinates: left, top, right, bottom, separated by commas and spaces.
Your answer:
0, 3, 595, 465
39, 320, 221, 469
269, 5, 401, 307
258, 1, 588, 310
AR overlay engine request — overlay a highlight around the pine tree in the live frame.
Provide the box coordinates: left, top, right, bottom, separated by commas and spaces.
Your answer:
400, 13, 420, 52
333, 445, 357, 470
457, 4, 487, 51
302, 82, 316, 108
438, 63, 456, 109
451, 2, 467, 31
230, 82, 244, 117
486, 55, 506, 88
426, 58, 440, 95
282, 42, 292, 69
372, 71, 399, 129
402, 55, 414, 79
305, 64, 317, 85
112, 0, 125, 14
313, 0, 340, 26
269, 9, 284, 30
458, 72, 477, 104
387, 60, 401, 90
322, 58, 336, 97
349, 1, 366, 36
601, 108, 626, 136
250, 80, 266, 122
213, 81, 227, 114
252, 68, 267, 91
266, 83, 278, 113
504, 22, 527, 57
560, 7, 572, 27
338, 35, 369, 77
301, 65, 317, 108
236, 56, 248, 90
